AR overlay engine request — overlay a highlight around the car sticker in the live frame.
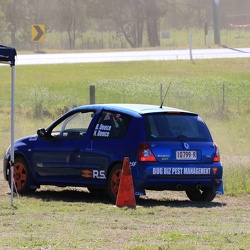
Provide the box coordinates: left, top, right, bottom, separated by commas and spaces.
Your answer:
152, 167, 213, 175
93, 123, 112, 137
82, 169, 106, 179
29, 136, 37, 141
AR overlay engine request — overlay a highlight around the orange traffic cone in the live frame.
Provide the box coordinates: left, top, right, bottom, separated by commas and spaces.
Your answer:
116, 157, 136, 208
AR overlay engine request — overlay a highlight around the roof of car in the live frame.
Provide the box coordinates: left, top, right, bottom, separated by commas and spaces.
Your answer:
75, 104, 196, 116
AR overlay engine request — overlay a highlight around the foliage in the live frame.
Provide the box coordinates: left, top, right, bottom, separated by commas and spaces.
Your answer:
0, 0, 249, 49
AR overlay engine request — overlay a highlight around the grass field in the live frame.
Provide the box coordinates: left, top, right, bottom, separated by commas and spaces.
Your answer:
0, 179, 249, 250
0, 58, 249, 249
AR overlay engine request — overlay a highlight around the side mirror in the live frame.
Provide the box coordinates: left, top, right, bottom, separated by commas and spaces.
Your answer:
37, 128, 46, 137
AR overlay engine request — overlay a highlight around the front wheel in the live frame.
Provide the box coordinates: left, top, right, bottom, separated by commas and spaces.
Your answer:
186, 187, 216, 202
107, 164, 122, 202
8, 157, 35, 195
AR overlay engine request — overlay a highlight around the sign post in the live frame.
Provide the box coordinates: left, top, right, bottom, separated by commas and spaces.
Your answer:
213, 0, 221, 45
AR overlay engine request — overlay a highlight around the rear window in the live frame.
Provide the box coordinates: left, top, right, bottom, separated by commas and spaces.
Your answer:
143, 113, 212, 142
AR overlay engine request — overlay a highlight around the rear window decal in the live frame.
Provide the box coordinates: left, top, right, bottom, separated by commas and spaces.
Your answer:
93, 123, 112, 137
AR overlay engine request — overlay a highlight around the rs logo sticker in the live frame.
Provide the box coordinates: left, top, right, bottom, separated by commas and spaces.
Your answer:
82, 170, 106, 179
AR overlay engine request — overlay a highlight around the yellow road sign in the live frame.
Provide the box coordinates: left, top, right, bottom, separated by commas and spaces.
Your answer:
32, 24, 45, 42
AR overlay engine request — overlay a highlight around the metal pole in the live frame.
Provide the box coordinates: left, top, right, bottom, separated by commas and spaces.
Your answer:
208, 27, 212, 48
90, 85, 95, 104
213, 0, 221, 45
10, 65, 15, 206
189, 34, 193, 62
222, 83, 225, 111
160, 83, 162, 105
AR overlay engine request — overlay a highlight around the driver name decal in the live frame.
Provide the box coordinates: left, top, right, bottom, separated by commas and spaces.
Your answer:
93, 124, 112, 137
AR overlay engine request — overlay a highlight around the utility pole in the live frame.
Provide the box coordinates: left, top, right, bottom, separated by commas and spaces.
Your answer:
213, 0, 221, 45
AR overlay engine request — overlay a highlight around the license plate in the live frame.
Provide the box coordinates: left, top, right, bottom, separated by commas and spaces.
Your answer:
176, 151, 197, 160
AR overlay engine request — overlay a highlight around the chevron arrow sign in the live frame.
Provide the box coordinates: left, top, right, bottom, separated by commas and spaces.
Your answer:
32, 24, 45, 42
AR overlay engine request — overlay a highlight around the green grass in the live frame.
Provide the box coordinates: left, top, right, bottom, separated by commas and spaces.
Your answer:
0, 189, 249, 250
0, 58, 249, 249
1, 59, 250, 196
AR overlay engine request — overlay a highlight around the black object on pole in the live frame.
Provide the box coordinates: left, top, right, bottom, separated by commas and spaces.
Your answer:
0, 45, 16, 66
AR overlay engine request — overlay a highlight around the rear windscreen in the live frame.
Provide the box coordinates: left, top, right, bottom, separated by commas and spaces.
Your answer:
143, 113, 212, 142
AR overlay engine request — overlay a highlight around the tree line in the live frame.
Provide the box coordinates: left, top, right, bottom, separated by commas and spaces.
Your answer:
0, 0, 249, 50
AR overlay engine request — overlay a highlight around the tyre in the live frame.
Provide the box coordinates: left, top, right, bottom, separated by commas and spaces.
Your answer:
186, 187, 216, 202
8, 157, 34, 195
107, 163, 122, 202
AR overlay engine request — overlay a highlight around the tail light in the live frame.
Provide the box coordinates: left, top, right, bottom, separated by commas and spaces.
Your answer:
213, 144, 220, 162
138, 142, 157, 162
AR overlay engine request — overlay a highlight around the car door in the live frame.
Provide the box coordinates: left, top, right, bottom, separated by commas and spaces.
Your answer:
32, 110, 96, 182
81, 110, 132, 181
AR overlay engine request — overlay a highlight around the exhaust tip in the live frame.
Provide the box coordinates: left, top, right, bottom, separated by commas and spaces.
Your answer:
176, 184, 182, 190
196, 184, 201, 190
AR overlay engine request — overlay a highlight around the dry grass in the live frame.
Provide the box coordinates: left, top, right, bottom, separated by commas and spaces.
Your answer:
0, 167, 249, 250
0, 58, 249, 249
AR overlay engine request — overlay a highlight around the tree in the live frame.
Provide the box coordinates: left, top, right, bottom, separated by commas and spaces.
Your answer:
87, 0, 144, 48
140, 0, 160, 47
87, 0, 165, 48
54, 0, 83, 49
0, 4, 8, 44
1, 0, 33, 48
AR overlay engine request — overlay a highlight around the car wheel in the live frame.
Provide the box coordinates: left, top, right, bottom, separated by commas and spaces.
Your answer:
201, 187, 217, 202
8, 157, 34, 195
108, 163, 122, 202
186, 187, 216, 202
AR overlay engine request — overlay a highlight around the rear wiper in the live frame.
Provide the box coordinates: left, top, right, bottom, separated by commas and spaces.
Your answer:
176, 135, 188, 141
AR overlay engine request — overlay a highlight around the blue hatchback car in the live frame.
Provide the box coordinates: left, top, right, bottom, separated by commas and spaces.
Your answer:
3, 104, 223, 202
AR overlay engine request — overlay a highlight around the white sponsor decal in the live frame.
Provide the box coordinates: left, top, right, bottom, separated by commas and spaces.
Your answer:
29, 136, 37, 141
130, 161, 137, 167
152, 167, 211, 175
93, 170, 106, 179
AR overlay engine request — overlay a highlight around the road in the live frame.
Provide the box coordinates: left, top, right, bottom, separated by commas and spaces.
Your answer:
7, 47, 250, 65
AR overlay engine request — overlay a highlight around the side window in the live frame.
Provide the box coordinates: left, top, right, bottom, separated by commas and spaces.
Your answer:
92, 111, 130, 139
51, 111, 95, 139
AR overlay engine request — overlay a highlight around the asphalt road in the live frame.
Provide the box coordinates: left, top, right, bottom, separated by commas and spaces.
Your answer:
7, 47, 250, 65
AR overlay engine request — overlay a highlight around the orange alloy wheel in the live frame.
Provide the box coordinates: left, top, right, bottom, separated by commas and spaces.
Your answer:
13, 161, 27, 191
110, 168, 121, 197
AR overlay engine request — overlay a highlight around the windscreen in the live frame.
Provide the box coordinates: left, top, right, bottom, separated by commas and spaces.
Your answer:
143, 113, 212, 142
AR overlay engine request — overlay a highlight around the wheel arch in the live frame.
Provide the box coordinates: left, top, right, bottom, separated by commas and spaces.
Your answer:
5, 152, 31, 180
7, 152, 38, 193
106, 160, 123, 179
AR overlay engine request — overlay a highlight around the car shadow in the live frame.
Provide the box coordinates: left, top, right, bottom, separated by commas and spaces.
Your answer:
22, 188, 225, 208
137, 196, 225, 208
28, 188, 112, 204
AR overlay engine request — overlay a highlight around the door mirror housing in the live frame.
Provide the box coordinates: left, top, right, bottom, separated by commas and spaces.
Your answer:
37, 128, 47, 137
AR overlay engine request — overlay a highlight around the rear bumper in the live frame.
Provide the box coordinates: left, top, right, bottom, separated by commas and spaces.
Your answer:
134, 177, 224, 193
132, 162, 224, 194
